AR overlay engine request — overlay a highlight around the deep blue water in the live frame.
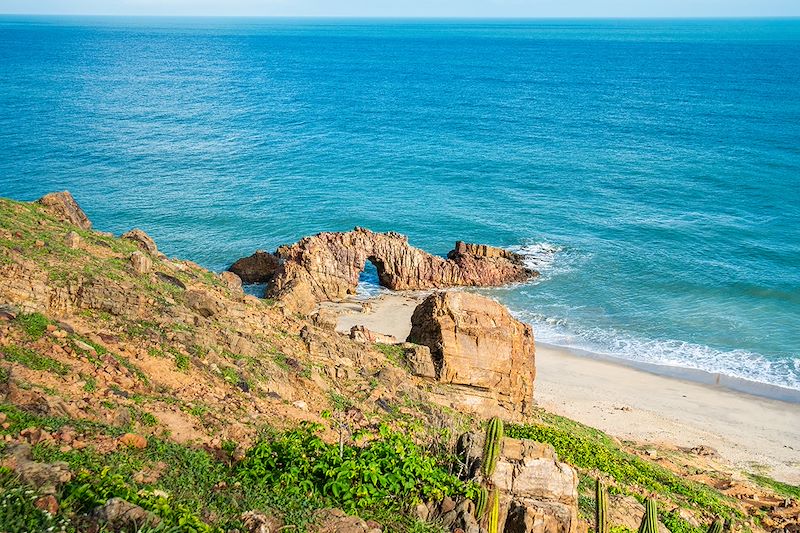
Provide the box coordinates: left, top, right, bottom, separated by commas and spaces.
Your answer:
1, 16, 799, 390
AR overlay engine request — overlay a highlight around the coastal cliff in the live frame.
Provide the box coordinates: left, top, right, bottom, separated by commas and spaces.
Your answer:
0, 193, 796, 533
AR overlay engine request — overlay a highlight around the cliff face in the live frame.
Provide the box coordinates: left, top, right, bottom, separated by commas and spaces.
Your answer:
255, 227, 536, 313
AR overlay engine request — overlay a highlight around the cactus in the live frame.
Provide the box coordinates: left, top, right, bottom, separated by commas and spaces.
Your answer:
707, 520, 723, 533
638, 498, 659, 533
482, 417, 504, 478
487, 488, 500, 533
595, 479, 609, 533
474, 485, 489, 520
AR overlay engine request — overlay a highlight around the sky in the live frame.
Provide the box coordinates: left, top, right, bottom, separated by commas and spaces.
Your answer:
0, 0, 798, 18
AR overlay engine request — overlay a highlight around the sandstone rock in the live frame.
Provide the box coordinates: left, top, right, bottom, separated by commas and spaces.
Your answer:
349, 325, 397, 344
36, 191, 92, 230
93, 497, 160, 530
119, 433, 147, 449
34, 494, 59, 515
408, 291, 535, 412
400, 343, 437, 379
130, 251, 152, 275
219, 271, 243, 292
186, 289, 224, 318
313, 508, 382, 533
1, 443, 72, 494
229, 250, 281, 283
64, 231, 81, 249
241, 510, 284, 533
249, 228, 535, 313
122, 228, 160, 256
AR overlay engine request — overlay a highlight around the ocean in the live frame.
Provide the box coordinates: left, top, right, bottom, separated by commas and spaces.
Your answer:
1, 16, 798, 392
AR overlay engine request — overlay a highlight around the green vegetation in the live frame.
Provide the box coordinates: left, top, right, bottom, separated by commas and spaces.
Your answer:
15, 312, 50, 339
596, 478, 609, 533
749, 474, 800, 499
0, 404, 467, 532
174, 351, 190, 371
0, 467, 70, 533
487, 488, 499, 533
639, 498, 659, 533
506, 413, 743, 532
1, 345, 71, 376
375, 343, 407, 368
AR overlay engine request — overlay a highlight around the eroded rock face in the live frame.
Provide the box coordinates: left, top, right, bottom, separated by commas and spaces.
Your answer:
459, 433, 579, 533
36, 191, 92, 230
407, 291, 535, 412
122, 228, 160, 256
261, 228, 535, 313
229, 250, 281, 284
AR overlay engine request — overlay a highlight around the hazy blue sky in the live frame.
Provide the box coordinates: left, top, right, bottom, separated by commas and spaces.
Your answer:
0, 0, 797, 18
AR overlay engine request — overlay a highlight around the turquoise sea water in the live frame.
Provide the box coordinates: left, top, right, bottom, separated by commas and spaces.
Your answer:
1, 17, 799, 392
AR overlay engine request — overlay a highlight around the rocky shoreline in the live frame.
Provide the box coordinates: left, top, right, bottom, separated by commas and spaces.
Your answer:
0, 192, 798, 533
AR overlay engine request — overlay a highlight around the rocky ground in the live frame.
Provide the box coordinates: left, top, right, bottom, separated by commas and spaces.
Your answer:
0, 193, 797, 533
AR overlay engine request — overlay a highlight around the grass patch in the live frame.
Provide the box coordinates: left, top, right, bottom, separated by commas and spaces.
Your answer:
14, 312, 50, 340
375, 343, 407, 368
1, 345, 70, 376
749, 474, 800, 499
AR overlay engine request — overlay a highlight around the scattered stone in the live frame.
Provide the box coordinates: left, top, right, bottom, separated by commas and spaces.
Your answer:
186, 289, 224, 318
34, 494, 59, 515
349, 325, 397, 344
122, 228, 160, 255
292, 400, 309, 411
155, 271, 186, 290
130, 251, 152, 275
219, 271, 243, 292
34, 239, 45, 247
64, 231, 81, 249
73, 340, 97, 354
312, 508, 382, 533
1, 443, 72, 494
92, 497, 160, 530
36, 191, 92, 230
240, 510, 284, 533
119, 433, 147, 449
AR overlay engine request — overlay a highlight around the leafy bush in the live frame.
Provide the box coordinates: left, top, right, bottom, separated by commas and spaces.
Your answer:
238, 423, 475, 514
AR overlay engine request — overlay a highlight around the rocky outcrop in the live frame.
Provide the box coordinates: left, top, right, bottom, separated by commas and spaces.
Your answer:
407, 291, 535, 413
458, 433, 579, 533
229, 250, 281, 284
36, 191, 92, 230
122, 228, 161, 256
256, 228, 535, 313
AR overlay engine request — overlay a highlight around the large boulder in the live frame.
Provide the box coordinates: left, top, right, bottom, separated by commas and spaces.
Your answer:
229, 250, 281, 284
36, 191, 91, 230
459, 433, 579, 533
234, 228, 536, 314
407, 291, 535, 413
122, 228, 160, 256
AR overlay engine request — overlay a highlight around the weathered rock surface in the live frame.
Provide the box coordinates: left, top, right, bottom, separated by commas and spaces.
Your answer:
130, 251, 152, 275
459, 433, 579, 533
36, 191, 92, 230
92, 497, 161, 530
312, 508, 382, 533
349, 325, 397, 344
122, 228, 160, 256
229, 250, 281, 283
246, 228, 534, 313
0, 443, 73, 495
407, 291, 535, 413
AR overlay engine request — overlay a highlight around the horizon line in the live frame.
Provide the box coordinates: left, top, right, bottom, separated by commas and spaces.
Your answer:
2, 13, 800, 20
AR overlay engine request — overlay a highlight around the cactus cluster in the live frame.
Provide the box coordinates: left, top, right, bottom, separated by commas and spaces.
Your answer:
487, 488, 500, 533
482, 417, 504, 478
595, 479, 609, 533
474, 485, 489, 519
707, 520, 723, 533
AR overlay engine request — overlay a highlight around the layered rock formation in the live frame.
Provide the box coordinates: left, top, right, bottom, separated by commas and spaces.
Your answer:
36, 191, 92, 230
235, 228, 536, 313
407, 291, 536, 413
457, 432, 579, 533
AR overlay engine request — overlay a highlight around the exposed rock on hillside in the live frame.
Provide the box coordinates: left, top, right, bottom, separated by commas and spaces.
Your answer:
257, 228, 535, 313
36, 191, 92, 230
408, 291, 536, 413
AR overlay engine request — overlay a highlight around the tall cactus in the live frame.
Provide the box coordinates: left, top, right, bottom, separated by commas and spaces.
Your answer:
707, 520, 723, 533
487, 488, 500, 533
482, 417, 504, 478
595, 479, 609, 533
638, 498, 659, 533
474, 485, 489, 520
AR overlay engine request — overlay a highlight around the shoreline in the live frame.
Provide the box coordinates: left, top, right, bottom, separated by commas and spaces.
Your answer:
327, 290, 800, 483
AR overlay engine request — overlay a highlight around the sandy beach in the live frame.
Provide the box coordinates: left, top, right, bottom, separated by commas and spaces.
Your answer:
330, 291, 800, 484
